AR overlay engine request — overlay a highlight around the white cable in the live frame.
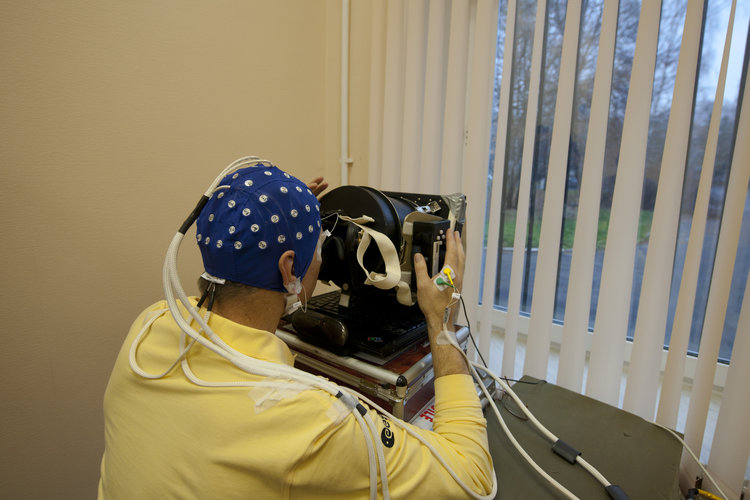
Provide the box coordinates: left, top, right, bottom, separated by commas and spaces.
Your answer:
469, 359, 557, 441
129, 302, 215, 381
471, 361, 616, 490
354, 408, 379, 500
654, 422, 728, 500
129, 308, 198, 380
466, 362, 579, 499
343, 387, 498, 500
321, 211, 341, 234
575, 456, 610, 491
165, 235, 278, 374
433, 281, 572, 496
165, 234, 341, 390
362, 411, 390, 499
432, 290, 586, 498
128, 308, 172, 378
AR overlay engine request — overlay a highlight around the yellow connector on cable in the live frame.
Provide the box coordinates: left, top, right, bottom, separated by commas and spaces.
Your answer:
434, 265, 456, 291
445, 267, 456, 288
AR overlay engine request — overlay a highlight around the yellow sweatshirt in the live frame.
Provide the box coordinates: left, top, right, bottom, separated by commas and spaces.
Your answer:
99, 300, 494, 499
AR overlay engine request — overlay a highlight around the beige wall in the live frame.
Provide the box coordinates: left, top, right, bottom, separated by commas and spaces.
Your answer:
0, 1, 373, 497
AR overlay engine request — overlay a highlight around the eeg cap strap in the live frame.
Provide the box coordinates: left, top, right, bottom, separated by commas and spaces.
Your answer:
195, 164, 321, 292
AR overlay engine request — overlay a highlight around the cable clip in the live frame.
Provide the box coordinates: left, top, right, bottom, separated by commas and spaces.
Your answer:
201, 272, 226, 285
336, 391, 367, 416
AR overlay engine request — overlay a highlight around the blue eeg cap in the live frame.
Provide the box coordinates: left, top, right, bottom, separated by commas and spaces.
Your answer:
195, 164, 321, 292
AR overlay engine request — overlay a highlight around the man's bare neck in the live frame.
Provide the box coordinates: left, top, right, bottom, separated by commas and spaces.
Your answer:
210, 289, 285, 334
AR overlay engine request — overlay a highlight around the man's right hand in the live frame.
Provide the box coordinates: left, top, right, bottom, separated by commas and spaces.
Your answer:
413, 228, 465, 327
413, 229, 469, 377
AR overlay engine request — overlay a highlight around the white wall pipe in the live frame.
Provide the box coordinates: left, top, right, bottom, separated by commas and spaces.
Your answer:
341, 0, 351, 186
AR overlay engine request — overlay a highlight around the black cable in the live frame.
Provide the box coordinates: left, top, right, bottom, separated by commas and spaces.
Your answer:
499, 392, 529, 420
503, 375, 544, 385
206, 283, 217, 312
196, 287, 211, 309
459, 295, 488, 368
456, 295, 549, 388
178, 195, 209, 234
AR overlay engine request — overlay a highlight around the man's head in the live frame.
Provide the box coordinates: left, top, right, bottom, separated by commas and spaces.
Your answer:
195, 163, 321, 294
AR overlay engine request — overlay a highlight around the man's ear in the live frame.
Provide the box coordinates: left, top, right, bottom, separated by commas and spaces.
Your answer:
278, 250, 296, 287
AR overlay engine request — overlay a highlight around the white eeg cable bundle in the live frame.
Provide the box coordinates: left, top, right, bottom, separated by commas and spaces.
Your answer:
162, 220, 388, 499
132, 156, 504, 500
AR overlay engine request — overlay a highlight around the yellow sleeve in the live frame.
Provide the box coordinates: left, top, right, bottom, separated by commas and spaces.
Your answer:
288, 374, 494, 499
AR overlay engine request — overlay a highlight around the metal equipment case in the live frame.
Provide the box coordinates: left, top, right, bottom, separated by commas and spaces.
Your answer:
276, 325, 474, 422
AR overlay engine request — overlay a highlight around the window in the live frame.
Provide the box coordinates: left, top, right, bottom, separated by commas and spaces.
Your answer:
485, 0, 750, 363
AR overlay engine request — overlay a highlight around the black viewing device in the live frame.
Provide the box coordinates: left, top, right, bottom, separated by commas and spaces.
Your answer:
285, 186, 465, 359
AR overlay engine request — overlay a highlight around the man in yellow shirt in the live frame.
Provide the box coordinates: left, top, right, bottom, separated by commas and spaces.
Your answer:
99, 159, 494, 499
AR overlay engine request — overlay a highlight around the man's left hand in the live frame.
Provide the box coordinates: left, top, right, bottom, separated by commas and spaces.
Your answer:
307, 177, 329, 199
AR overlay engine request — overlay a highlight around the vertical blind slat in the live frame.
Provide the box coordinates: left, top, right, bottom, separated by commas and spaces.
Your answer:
525, 0, 583, 380
440, 0, 471, 193
557, 0, 620, 393
481, 0, 518, 371
623, 0, 704, 420
586, 0, 663, 406
656, 0, 738, 429
684, 70, 750, 455
400, 0, 428, 192
367, 1, 387, 188
462, 0, 500, 360
502, 0, 547, 378
708, 269, 750, 497
380, 0, 407, 190
420, 0, 450, 193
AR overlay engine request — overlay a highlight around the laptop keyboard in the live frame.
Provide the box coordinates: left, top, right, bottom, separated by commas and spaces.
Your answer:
306, 291, 427, 356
